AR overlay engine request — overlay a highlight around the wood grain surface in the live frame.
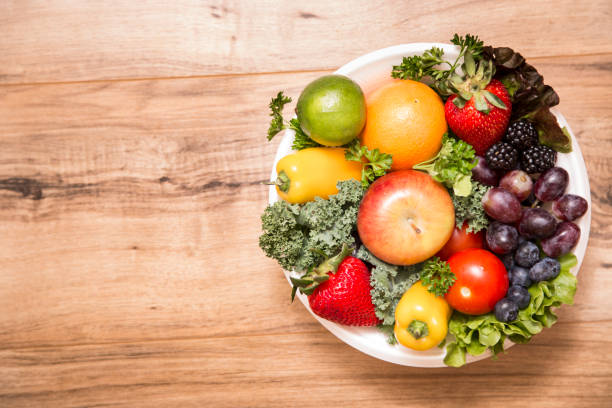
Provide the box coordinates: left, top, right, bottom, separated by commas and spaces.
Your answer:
1, 1, 611, 407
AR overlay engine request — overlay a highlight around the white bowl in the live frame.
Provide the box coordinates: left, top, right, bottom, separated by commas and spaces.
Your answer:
268, 43, 591, 367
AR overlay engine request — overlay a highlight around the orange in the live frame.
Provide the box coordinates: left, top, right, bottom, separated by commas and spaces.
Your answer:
360, 79, 447, 170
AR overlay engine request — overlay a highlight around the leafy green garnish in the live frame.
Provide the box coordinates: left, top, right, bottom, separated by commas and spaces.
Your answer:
391, 33, 484, 96
451, 181, 490, 233
289, 118, 321, 150
354, 245, 421, 343
443, 253, 578, 367
450, 34, 485, 59
420, 257, 456, 297
391, 46, 447, 82
413, 134, 477, 196
526, 109, 572, 153
259, 180, 364, 273
345, 140, 393, 188
267, 92, 322, 149
268, 92, 292, 140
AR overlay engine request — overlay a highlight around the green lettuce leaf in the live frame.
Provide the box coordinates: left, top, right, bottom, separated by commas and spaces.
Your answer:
444, 342, 467, 367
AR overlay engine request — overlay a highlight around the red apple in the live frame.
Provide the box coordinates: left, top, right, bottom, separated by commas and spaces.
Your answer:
357, 170, 455, 265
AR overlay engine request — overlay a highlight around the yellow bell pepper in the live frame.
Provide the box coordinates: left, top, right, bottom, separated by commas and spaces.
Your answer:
394, 281, 452, 351
270, 147, 362, 204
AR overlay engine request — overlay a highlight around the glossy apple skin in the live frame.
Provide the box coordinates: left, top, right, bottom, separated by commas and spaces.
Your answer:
357, 170, 455, 265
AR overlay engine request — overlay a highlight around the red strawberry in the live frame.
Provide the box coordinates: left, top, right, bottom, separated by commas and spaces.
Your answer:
290, 244, 380, 326
445, 79, 511, 155
308, 256, 380, 326
442, 53, 511, 155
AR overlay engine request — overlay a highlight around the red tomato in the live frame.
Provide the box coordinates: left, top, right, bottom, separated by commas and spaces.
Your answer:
445, 248, 508, 315
436, 222, 484, 261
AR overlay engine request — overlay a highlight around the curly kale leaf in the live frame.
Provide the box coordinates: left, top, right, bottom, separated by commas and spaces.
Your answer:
296, 181, 363, 271
355, 245, 421, 343
451, 181, 490, 233
259, 180, 364, 273
259, 201, 306, 271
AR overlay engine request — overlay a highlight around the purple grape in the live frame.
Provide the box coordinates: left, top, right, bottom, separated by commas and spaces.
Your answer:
541, 221, 581, 258
552, 194, 588, 221
482, 188, 522, 223
486, 222, 519, 254
523, 191, 538, 206
499, 170, 533, 202
533, 167, 569, 202
518, 208, 557, 239
472, 155, 499, 186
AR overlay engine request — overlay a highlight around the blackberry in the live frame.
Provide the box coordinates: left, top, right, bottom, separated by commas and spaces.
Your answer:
504, 120, 538, 150
485, 142, 518, 171
521, 145, 556, 174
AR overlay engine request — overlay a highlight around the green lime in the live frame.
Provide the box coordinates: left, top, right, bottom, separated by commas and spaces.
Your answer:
296, 75, 366, 146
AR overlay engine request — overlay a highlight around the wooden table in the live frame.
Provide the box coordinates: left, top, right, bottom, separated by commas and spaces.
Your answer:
1, 1, 611, 406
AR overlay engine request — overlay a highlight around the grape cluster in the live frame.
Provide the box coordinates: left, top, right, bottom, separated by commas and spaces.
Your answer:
474, 160, 588, 323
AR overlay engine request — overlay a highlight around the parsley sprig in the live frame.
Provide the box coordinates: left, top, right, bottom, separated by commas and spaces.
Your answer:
266, 91, 322, 150
288, 118, 321, 150
413, 133, 477, 196
391, 34, 484, 96
345, 140, 393, 188
420, 257, 456, 297
267, 92, 292, 140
